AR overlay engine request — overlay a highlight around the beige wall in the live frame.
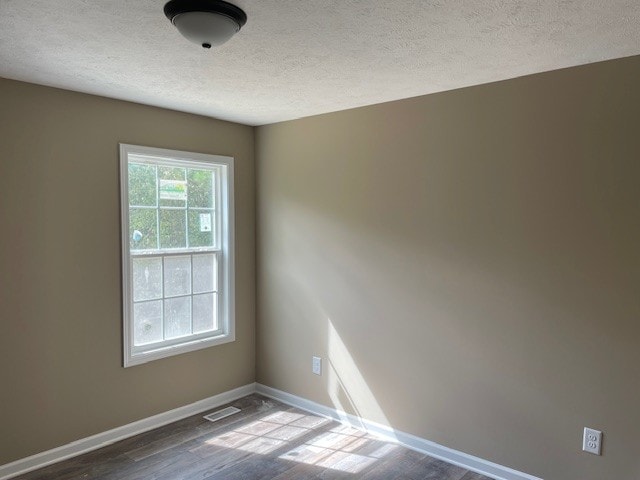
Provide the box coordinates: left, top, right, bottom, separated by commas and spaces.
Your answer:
256, 56, 640, 480
0, 79, 255, 465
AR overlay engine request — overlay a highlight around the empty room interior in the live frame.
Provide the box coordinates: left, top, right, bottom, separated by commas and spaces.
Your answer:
1, 2, 639, 480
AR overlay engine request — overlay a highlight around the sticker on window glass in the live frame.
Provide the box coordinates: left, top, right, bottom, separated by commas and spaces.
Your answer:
199, 213, 212, 232
159, 179, 187, 201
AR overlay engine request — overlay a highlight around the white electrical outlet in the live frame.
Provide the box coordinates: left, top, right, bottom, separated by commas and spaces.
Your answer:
312, 356, 322, 375
582, 427, 602, 455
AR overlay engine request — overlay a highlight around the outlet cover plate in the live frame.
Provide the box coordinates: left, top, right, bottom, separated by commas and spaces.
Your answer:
583, 427, 602, 455
312, 356, 322, 375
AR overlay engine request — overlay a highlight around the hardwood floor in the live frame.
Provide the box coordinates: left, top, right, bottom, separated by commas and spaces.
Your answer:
13, 395, 494, 480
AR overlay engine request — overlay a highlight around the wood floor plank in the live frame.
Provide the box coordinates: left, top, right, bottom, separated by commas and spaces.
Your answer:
11, 394, 496, 480
127, 396, 271, 461
402, 457, 468, 480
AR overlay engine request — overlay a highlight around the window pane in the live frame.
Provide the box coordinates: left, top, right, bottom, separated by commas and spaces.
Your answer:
164, 297, 191, 339
164, 255, 191, 297
129, 208, 158, 250
193, 254, 216, 293
132, 257, 162, 301
159, 166, 187, 207
188, 169, 214, 208
193, 293, 217, 333
133, 300, 163, 345
159, 209, 186, 249
128, 163, 156, 207
188, 210, 215, 248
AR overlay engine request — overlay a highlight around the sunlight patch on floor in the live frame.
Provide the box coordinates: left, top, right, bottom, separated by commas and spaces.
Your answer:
278, 423, 398, 473
197, 405, 396, 473
202, 411, 331, 456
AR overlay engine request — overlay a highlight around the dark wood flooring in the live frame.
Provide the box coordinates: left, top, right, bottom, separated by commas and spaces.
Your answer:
13, 395, 494, 480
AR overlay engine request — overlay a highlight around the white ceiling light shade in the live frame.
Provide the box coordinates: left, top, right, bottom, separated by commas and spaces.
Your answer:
164, 0, 247, 49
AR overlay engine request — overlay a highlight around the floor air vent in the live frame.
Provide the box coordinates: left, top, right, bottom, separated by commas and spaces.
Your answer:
203, 406, 241, 423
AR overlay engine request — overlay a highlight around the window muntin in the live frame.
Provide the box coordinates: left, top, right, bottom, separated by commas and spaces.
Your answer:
120, 144, 234, 367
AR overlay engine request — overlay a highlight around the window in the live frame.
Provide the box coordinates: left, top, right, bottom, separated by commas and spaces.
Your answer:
120, 144, 234, 367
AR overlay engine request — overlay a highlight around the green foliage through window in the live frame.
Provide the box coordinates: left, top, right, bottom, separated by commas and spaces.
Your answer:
128, 163, 216, 251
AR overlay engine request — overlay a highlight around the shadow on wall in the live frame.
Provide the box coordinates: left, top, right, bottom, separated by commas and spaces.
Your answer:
326, 319, 394, 437
265, 194, 600, 470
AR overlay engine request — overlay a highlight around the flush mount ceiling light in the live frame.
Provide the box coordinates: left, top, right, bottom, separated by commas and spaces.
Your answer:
164, 0, 247, 49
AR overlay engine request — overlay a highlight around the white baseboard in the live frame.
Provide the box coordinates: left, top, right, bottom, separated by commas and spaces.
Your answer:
0, 383, 256, 480
256, 383, 542, 480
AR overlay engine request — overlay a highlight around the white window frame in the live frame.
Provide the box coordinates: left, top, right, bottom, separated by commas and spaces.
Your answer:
120, 144, 235, 367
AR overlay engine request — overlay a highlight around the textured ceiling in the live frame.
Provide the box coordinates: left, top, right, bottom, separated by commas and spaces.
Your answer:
0, 1, 638, 126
